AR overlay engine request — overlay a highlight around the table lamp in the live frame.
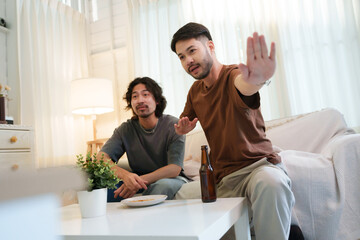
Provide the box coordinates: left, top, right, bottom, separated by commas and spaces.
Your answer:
71, 78, 114, 140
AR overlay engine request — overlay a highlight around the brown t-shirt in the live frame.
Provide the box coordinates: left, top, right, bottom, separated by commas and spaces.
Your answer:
180, 64, 281, 183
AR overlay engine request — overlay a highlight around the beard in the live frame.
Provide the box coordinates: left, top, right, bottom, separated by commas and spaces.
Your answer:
138, 112, 152, 118
135, 105, 156, 119
189, 51, 213, 80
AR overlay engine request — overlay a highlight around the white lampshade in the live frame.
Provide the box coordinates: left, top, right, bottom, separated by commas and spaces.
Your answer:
71, 78, 114, 115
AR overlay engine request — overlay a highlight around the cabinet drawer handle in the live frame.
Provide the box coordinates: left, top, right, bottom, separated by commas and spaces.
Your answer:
11, 164, 19, 171
10, 136, 18, 143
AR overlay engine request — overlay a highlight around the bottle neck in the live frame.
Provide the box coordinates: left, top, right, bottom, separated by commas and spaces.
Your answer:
201, 147, 209, 165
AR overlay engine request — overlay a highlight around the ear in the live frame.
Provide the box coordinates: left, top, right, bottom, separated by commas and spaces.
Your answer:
207, 40, 215, 52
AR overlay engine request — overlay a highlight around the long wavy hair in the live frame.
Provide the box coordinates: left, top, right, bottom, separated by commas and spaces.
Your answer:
124, 77, 167, 118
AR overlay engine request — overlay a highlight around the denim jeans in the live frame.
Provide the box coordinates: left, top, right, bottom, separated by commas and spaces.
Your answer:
107, 176, 187, 202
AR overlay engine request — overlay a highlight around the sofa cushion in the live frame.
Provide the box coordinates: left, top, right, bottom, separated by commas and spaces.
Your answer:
183, 129, 209, 180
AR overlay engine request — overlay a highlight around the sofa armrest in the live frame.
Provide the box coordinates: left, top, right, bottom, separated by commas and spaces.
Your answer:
320, 133, 360, 238
321, 133, 360, 159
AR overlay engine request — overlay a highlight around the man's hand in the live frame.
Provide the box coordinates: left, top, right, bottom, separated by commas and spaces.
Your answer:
174, 117, 198, 135
114, 172, 148, 199
246, 32, 276, 84
114, 184, 137, 199
235, 32, 276, 96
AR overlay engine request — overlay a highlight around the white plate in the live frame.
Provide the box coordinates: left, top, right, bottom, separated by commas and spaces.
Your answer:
122, 195, 167, 207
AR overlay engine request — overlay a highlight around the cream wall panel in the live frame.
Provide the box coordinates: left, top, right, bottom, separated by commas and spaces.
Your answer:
114, 40, 126, 49
113, 1, 127, 16
112, 0, 122, 5
91, 29, 111, 45
113, 14, 128, 26
113, 16, 123, 27
92, 52, 114, 67
91, 18, 111, 33
96, 6, 111, 20
114, 48, 132, 123
94, 0, 110, 9
92, 65, 115, 80
113, 26, 126, 43
0, 33, 6, 83
91, 43, 111, 54
0, 0, 7, 85
0, 0, 5, 16
4, 0, 20, 124
114, 48, 129, 80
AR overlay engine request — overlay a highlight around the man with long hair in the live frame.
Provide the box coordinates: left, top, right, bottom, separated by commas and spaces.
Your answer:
99, 77, 187, 201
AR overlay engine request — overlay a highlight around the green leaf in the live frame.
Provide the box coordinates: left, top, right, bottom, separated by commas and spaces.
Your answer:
76, 153, 120, 191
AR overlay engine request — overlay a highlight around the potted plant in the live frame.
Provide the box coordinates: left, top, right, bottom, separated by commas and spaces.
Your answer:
76, 153, 119, 218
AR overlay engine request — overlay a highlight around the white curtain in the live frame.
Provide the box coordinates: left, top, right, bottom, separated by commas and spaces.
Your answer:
17, 0, 89, 167
127, 0, 360, 128
127, 0, 194, 118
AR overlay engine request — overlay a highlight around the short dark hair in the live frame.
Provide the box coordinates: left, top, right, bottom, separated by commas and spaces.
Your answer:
124, 77, 167, 118
171, 22, 212, 53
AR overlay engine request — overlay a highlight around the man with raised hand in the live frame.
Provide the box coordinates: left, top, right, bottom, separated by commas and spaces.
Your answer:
171, 22, 298, 240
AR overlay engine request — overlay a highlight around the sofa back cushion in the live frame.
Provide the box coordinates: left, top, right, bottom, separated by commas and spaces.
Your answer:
182, 108, 354, 179
265, 108, 354, 154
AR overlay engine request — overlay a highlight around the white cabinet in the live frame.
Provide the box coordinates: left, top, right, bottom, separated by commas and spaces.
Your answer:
0, 124, 35, 171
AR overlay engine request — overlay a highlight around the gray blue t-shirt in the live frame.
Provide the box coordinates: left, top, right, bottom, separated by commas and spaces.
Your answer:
100, 114, 185, 175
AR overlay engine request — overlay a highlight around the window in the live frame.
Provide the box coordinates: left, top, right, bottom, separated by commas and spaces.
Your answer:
58, 0, 85, 13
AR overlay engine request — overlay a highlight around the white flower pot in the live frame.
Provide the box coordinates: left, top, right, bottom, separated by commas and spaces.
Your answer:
77, 188, 107, 218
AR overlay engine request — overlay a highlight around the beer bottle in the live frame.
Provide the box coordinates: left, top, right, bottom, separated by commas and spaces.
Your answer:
199, 145, 217, 202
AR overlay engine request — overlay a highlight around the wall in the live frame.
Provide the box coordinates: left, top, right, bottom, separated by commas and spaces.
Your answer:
0, 1, 6, 87
0, 0, 20, 125
88, 0, 132, 139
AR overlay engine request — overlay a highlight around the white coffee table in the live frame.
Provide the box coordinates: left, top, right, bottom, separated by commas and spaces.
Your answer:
59, 197, 251, 240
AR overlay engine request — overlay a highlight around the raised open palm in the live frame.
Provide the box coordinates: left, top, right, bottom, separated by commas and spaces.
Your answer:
239, 32, 276, 86
174, 117, 198, 135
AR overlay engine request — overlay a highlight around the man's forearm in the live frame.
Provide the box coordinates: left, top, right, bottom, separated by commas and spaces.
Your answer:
234, 75, 263, 96
97, 151, 129, 180
141, 164, 181, 184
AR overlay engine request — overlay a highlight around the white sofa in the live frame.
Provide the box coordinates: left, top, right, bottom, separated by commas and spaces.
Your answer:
175, 108, 360, 240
